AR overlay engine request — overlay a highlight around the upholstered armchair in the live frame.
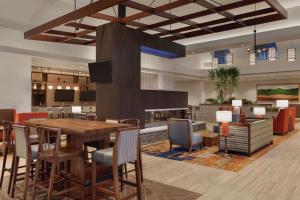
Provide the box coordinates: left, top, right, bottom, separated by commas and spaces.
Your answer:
273, 108, 289, 135
167, 118, 203, 153
288, 107, 296, 131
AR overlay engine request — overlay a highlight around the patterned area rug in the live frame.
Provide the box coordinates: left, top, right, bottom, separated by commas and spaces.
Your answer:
142, 131, 298, 172
0, 177, 201, 200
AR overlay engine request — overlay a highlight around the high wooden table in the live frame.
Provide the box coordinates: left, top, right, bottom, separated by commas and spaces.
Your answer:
25, 119, 128, 186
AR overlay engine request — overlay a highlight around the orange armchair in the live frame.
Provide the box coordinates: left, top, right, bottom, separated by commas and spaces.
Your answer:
288, 107, 296, 131
273, 108, 289, 135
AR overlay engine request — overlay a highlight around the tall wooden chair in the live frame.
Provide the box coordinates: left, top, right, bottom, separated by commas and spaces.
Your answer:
0, 121, 14, 194
92, 127, 142, 200
11, 124, 39, 200
119, 118, 143, 182
32, 126, 84, 200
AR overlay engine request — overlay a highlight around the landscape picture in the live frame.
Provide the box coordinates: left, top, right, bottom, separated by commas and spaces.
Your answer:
257, 84, 299, 101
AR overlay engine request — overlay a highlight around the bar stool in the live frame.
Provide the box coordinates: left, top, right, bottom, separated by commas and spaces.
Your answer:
119, 119, 143, 182
10, 124, 40, 200
0, 121, 14, 194
91, 127, 142, 200
32, 126, 84, 200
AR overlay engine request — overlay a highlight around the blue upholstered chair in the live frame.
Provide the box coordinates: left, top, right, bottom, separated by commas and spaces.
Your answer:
91, 127, 142, 200
167, 118, 203, 154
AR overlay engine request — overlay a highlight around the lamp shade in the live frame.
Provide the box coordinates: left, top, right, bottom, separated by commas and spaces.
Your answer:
72, 106, 82, 113
276, 100, 289, 108
216, 111, 232, 123
232, 100, 242, 107
253, 107, 266, 116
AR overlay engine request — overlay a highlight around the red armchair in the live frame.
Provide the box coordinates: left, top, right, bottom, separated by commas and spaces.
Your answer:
288, 107, 296, 131
17, 112, 49, 123
273, 108, 289, 135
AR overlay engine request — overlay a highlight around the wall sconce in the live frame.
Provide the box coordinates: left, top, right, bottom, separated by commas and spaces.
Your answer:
57, 86, 62, 90
249, 52, 256, 65
66, 86, 71, 90
48, 85, 53, 90
227, 52, 233, 66
268, 47, 276, 61
74, 86, 79, 91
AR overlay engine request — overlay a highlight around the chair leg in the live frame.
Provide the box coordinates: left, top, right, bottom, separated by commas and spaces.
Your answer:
113, 165, 120, 200
11, 156, 19, 198
32, 158, 42, 200
92, 161, 97, 200
22, 159, 31, 200
47, 160, 57, 200
135, 161, 142, 200
138, 150, 144, 182
7, 150, 15, 195
124, 164, 128, 178
0, 144, 8, 189
189, 146, 192, 154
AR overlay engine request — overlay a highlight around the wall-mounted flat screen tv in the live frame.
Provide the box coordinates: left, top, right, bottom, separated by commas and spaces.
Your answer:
80, 90, 96, 101
88, 60, 112, 83
54, 89, 75, 102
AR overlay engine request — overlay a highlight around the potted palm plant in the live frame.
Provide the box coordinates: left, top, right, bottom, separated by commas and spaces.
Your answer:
208, 67, 240, 103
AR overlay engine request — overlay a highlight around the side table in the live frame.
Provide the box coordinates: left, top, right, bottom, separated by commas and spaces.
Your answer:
202, 131, 219, 147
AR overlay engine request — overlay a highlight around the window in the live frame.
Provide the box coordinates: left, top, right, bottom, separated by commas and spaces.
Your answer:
256, 43, 278, 60
214, 49, 230, 64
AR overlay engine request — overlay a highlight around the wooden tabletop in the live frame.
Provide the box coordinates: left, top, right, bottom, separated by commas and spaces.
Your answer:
25, 118, 128, 135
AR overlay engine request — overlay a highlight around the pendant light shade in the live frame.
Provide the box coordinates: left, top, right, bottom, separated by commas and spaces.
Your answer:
249, 52, 256, 65
212, 57, 218, 68
287, 48, 296, 62
268, 47, 276, 60
227, 52, 233, 65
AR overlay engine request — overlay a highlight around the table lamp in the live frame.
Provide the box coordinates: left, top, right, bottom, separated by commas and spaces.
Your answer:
276, 100, 289, 109
232, 100, 242, 114
216, 111, 232, 156
72, 106, 82, 114
253, 107, 266, 118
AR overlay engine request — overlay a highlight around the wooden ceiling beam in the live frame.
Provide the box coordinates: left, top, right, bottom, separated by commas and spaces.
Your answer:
65, 22, 97, 31
123, 0, 198, 27
194, 0, 246, 27
265, 0, 287, 19
140, 0, 265, 31
89, 12, 120, 22
122, 0, 192, 23
165, 13, 283, 41
24, 0, 128, 39
155, 8, 274, 37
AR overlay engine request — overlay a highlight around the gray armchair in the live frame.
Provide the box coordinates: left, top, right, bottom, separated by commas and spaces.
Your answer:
167, 118, 203, 153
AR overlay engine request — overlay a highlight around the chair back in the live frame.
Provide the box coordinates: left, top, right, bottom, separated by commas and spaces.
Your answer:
119, 118, 140, 127
167, 118, 192, 147
0, 109, 16, 122
12, 124, 31, 159
114, 127, 140, 166
1, 120, 13, 145
36, 126, 62, 159
273, 108, 289, 134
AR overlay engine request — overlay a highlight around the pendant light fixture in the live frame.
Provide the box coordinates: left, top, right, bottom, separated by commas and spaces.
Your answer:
249, 3, 257, 65
212, 57, 218, 68
287, 40, 296, 62
227, 51, 233, 66
268, 47, 276, 61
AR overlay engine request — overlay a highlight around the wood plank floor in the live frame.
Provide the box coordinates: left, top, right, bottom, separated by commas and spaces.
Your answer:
142, 127, 300, 200
1, 126, 300, 199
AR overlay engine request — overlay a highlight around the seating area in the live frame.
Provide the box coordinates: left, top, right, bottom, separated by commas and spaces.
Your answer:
2, 0, 300, 199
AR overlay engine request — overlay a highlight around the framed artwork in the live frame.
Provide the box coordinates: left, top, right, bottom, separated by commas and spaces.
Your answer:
257, 84, 299, 101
